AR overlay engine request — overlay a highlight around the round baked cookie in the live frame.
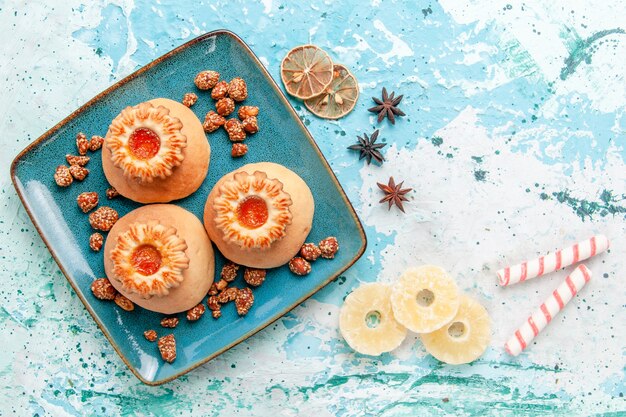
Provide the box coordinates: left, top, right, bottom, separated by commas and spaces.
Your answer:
102, 98, 210, 203
204, 162, 314, 268
104, 204, 215, 314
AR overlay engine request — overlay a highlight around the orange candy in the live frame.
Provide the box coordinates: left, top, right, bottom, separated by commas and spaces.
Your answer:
237, 196, 268, 229
131, 244, 162, 276
128, 128, 160, 160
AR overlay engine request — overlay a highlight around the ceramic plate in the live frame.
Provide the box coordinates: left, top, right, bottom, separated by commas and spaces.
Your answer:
10, 30, 366, 385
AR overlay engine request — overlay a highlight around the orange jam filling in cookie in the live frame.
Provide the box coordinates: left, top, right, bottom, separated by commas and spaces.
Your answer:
237, 196, 269, 229
106, 102, 187, 183
128, 128, 161, 160
111, 221, 190, 298
213, 171, 293, 249
131, 244, 162, 276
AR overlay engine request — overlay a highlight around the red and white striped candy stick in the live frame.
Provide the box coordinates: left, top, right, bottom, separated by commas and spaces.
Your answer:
504, 264, 592, 356
497, 234, 608, 286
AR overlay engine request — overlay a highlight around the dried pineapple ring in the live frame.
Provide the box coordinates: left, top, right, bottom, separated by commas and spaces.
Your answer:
339, 283, 407, 356
391, 265, 460, 333
280, 45, 334, 100
421, 295, 491, 364
304, 64, 359, 119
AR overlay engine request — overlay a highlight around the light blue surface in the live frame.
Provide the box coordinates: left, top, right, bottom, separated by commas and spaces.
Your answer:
0, 1, 624, 415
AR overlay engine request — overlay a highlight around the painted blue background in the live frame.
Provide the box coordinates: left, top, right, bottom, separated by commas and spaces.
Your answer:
0, 0, 624, 415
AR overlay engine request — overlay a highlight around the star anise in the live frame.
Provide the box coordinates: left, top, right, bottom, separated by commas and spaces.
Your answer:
347, 129, 386, 165
368, 87, 405, 125
377, 177, 412, 212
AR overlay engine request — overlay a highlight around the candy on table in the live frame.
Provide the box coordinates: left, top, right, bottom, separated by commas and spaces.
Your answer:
504, 264, 592, 356
497, 234, 609, 286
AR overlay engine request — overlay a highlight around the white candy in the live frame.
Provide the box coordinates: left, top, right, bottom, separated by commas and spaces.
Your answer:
505, 264, 592, 356
497, 234, 608, 286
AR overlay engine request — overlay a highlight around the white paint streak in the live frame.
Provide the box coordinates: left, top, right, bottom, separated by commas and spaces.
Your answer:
372, 19, 414, 65
440, 0, 626, 111
114, 0, 139, 76
358, 106, 625, 403
261, 0, 273, 14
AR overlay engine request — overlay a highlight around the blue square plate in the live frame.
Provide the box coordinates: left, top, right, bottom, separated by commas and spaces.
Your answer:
10, 30, 366, 385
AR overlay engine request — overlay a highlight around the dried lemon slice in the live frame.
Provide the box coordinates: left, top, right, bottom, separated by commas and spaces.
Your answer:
280, 45, 334, 100
339, 283, 407, 356
421, 295, 491, 364
391, 265, 460, 333
304, 64, 359, 119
